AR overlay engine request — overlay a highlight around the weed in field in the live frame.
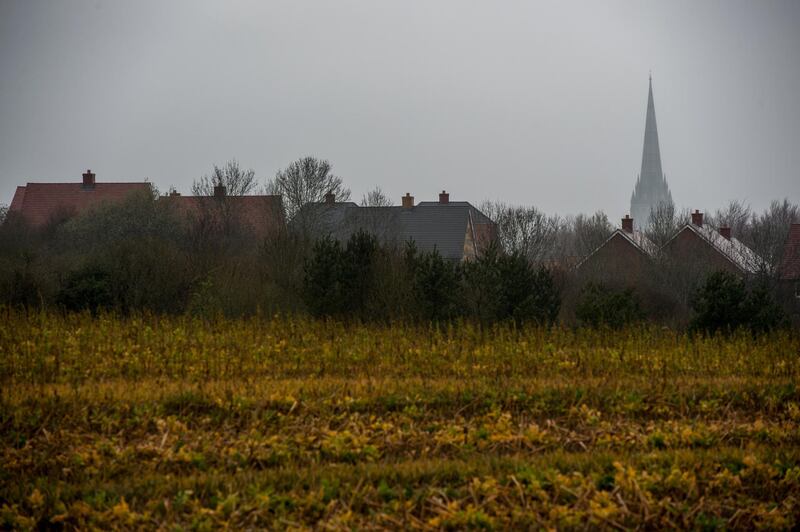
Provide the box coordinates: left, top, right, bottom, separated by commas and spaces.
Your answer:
1, 309, 799, 529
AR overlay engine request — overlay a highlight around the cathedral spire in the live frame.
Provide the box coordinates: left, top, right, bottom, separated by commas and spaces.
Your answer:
630, 76, 673, 229
640, 76, 663, 186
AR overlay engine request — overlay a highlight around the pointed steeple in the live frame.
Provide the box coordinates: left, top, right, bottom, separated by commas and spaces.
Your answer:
629, 76, 673, 229
640, 76, 663, 185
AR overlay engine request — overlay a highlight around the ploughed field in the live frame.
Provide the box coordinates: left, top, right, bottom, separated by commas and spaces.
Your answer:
1, 311, 799, 530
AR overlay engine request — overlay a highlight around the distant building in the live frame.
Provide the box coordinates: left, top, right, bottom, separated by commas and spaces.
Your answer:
629, 77, 673, 230
163, 185, 285, 239
576, 214, 658, 286
662, 210, 761, 276
780, 223, 800, 297
8, 170, 151, 227
293, 191, 496, 261
578, 210, 763, 292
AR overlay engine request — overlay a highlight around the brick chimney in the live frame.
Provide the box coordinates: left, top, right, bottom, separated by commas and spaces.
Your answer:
439, 190, 449, 204
719, 227, 731, 240
691, 210, 704, 227
402, 193, 414, 209
82, 169, 95, 189
169, 189, 181, 197
621, 214, 633, 234
324, 191, 335, 204
214, 184, 227, 197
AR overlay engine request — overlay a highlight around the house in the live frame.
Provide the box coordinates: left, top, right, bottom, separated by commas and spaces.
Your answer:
7, 170, 151, 227
661, 210, 761, 276
292, 190, 496, 261
780, 223, 800, 299
576, 215, 658, 286
162, 185, 285, 239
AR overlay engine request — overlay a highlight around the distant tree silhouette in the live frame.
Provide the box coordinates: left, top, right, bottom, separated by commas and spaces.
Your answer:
268, 156, 351, 220
192, 159, 257, 197
361, 187, 392, 207
479, 201, 559, 264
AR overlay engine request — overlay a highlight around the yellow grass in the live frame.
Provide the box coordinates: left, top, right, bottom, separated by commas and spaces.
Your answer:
1, 310, 799, 529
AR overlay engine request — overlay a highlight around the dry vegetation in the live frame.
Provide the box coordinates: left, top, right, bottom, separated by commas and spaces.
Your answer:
1, 310, 800, 529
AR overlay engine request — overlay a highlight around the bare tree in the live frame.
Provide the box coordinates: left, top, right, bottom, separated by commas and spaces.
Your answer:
480, 201, 559, 264
361, 187, 392, 207
0, 204, 8, 225
570, 211, 614, 259
186, 160, 258, 248
546, 211, 614, 266
708, 200, 752, 237
192, 159, 257, 197
645, 201, 690, 247
267, 156, 351, 220
740, 199, 800, 273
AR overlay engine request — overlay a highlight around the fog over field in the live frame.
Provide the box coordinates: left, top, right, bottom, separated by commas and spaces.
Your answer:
0, 0, 798, 216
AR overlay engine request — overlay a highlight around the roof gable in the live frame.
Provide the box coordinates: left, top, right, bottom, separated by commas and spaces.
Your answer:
164, 195, 285, 237
293, 202, 483, 260
398, 204, 472, 259
667, 223, 762, 274
576, 229, 657, 270
10, 182, 152, 226
9, 186, 26, 213
417, 201, 493, 225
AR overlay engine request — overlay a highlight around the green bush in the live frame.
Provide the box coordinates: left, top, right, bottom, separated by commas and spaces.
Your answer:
461, 244, 560, 325
56, 265, 116, 314
303, 231, 380, 319
303, 235, 345, 318
745, 279, 788, 334
340, 231, 379, 320
405, 243, 460, 322
498, 252, 560, 325
689, 271, 787, 335
0, 251, 42, 309
576, 283, 643, 329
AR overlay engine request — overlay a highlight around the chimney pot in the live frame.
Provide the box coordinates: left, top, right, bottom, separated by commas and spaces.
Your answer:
82, 169, 95, 188
214, 184, 227, 197
439, 190, 449, 204
324, 191, 335, 204
719, 227, 731, 240
621, 214, 633, 234
691, 210, 704, 227
402, 192, 414, 209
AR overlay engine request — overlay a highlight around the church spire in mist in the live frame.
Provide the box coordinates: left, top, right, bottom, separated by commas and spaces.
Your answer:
630, 76, 673, 229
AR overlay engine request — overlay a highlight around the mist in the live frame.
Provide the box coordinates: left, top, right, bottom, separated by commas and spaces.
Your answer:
1, 0, 798, 217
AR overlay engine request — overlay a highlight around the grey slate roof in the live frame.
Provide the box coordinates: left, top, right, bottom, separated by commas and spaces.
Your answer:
398, 204, 473, 259
417, 201, 493, 225
293, 201, 492, 260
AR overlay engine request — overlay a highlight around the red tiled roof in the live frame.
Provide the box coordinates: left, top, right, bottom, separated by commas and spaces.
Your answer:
780, 223, 800, 280
164, 195, 285, 238
665, 223, 762, 274
9, 186, 26, 213
9, 182, 151, 227
576, 229, 658, 271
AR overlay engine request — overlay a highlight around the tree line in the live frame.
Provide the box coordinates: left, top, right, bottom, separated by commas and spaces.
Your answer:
0, 157, 797, 332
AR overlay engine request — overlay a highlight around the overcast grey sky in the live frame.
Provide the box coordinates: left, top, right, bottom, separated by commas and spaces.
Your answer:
1, 0, 798, 218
